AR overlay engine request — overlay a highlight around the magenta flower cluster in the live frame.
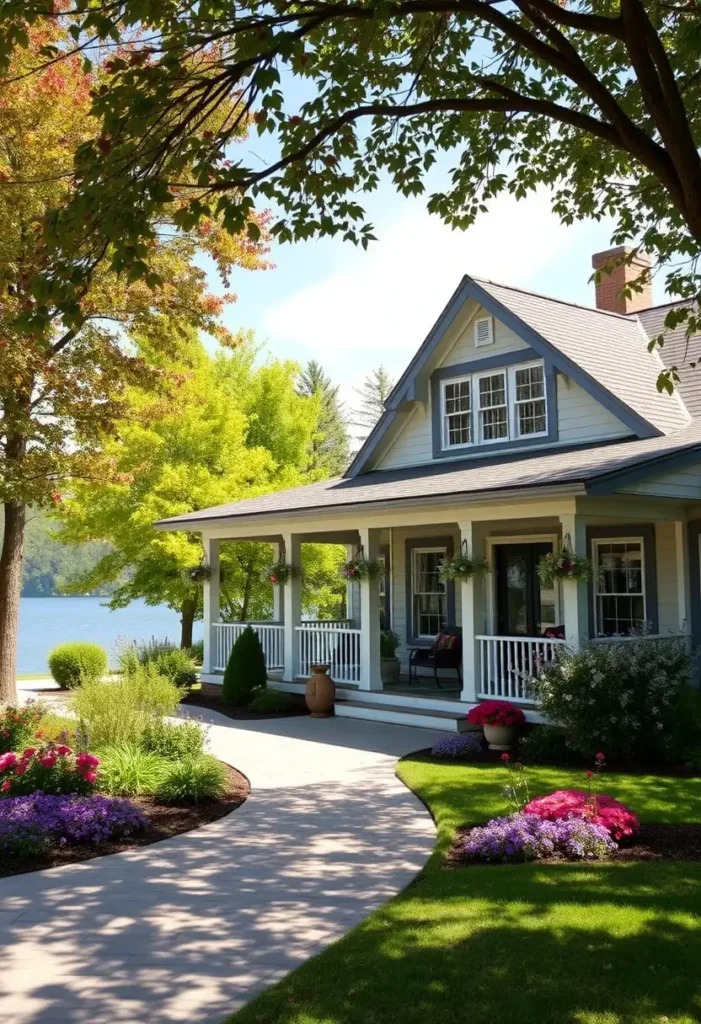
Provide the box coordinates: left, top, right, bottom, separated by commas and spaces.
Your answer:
0, 793, 147, 858
431, 733, 483, 759
463, 812, 617, 863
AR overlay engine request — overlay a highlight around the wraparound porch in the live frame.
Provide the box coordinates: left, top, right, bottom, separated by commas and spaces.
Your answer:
197, 494, 694, 722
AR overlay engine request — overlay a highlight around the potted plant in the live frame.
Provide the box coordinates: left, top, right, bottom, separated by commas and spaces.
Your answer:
380, 629, 401, 684
438, 540, 491, 582
261, 559, 301, 585
537, 534, 593, 586
339, 545, 384, 581
466, 699, 526, 750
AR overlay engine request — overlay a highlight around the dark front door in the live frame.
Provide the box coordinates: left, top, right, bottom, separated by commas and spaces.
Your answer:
494, 543, 555, 637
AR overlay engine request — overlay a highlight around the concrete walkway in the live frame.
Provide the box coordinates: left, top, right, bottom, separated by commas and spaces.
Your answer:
0, 711, 442, 1024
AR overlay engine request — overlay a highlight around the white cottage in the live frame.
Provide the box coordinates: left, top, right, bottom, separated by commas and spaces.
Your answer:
156, 246, 701, 730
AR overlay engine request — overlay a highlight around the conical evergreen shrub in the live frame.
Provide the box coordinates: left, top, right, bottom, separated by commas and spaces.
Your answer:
221, 626, 267, 707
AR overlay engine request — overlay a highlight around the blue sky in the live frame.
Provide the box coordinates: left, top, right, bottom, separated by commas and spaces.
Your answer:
207, 123, 648, 429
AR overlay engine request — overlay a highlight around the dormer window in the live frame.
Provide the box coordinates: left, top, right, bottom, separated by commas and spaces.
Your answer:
440, 360, 547, 449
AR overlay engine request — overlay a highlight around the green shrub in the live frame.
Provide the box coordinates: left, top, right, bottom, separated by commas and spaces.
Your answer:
151, 649, 198, 689
37, 711, 78, 747
117, 638, 197, 688
48, 642, 107, 690
221, 626, 266, 707
188, 639, 204, 665
141, 719, 204, 759
70, 664, 183, 748
519, 725, 582, 765
0, 703, 44, 754
248, 689, 297, 715
99, 744, 169, 796
380, 630, 401, 658
156, 755, 227, 803
531, 636, 696, 763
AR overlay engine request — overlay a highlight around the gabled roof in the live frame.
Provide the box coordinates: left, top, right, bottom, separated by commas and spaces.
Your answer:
637, 302, 701, 418
348, 274, 691, 477
157, 424, 701, 529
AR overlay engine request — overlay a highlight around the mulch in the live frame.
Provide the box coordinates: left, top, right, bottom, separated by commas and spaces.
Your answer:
447, 822, 701, 866
181, 690, 309, 721
0, 762, 249, 879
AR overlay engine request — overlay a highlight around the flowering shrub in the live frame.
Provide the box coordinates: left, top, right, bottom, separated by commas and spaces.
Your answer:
430, 733, 483, 759
463, 812, 617, 863
0, 745, 100, 798
530, 635, 695, 762
524, 789, 639, 841
500, 753, 531, 812
466, 700, 526, 727
0, 702, 43, 754
0, 793, 146, 858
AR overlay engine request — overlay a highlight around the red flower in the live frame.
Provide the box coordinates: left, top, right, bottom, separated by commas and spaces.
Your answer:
22, 748, 36, 758
595, 752, 606, 762
500, 753, 510, 762
466, 700, 526, 728
81, 770, 97, 783
585, 770, 594, 779
40, 755, 57, 769
55, 745, 72, 756
1, 780, 11, 792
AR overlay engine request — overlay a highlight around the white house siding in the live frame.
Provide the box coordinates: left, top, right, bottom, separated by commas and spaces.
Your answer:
619, 465, 701, 499
376, 405, 434, 471
557, 376, 631, 443
390, 524, 461, 673
655, 520, 681, 634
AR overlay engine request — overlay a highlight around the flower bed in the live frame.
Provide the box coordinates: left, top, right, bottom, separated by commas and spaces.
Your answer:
524, 789, 640, 841
431, 733, 483, 759
0, 793, 147, 857
461, 812, 617, 863
0, 745, 100, 797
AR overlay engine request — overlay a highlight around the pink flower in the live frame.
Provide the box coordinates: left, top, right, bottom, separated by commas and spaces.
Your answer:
40, 755, 57, 769
76, 753, 100, 768
524, 789, 639, 841
1, 780, 11, 792
0, 753, 17, 771
500, 753, 510, 762
585, 770, 594, 779
81, 770, 97, 783
595, 752, 606, 762
22, 748, 36, 758
55, 745, 72, 757
15, 763, 27, 775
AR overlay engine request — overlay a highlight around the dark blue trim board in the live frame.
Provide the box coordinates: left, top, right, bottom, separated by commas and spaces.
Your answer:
688, 521, 701, 674
586, 524, 658, 637
430, 350, 559, 460
346, 274, 659, 478
405, 536, 455, 646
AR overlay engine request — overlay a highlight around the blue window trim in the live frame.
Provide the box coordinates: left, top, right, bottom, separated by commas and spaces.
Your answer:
586, 524, 658, 637
379, 543, 391, 630
688, 521, 701, 683
405, 536, 455, 646
430, 350, 558, 460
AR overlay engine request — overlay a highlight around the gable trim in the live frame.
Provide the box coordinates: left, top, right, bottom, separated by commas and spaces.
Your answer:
347, 275, 661, 478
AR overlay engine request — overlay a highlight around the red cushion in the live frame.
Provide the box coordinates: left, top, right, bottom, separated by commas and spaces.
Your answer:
436, 632, 459, 650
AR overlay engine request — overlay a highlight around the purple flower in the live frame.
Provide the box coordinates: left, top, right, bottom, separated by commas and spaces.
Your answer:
462, 813, 617, 863
431, 733, 482, 759
0, 793, 147, 858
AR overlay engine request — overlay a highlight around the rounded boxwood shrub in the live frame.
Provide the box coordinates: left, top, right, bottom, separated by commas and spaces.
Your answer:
48, 642, 107, 690
248, 689, 296, 715
221, 626, 266, 707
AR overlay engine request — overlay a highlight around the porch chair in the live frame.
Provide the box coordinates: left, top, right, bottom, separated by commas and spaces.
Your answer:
408, 626, 462, 688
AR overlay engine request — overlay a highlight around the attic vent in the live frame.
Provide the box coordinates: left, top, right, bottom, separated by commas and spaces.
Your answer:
474, 317, 494, 347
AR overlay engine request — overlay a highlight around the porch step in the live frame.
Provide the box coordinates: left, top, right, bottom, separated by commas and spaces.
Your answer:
334, 699, 472, 732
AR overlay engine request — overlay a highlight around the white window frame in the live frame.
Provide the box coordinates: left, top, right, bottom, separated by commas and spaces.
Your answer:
440, 360, 548, 451
411, 546, 448, 639
592, 537, 647, 636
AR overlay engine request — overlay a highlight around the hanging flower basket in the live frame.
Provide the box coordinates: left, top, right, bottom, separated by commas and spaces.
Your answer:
537, 549, 593, 586
261, 560, 300, 585
438, 541, 490, 582
183, 565, 214, 584
339, 557, 384, 582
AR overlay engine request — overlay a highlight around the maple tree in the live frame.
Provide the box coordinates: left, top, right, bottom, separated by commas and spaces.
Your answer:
1, 1, 701, 372
0, 24, 269, 699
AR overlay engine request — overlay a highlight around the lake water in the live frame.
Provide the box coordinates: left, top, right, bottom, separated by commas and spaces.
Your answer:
17, 597, 203, 676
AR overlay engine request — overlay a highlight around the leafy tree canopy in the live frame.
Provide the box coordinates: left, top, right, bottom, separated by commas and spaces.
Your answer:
298, 360, 350, 476
3, 0, 701, 361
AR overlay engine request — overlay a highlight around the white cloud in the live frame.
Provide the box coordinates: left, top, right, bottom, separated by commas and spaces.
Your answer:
261, 189, 612, 409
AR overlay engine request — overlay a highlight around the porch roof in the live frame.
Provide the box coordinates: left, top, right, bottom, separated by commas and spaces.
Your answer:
156, 424, 701, 530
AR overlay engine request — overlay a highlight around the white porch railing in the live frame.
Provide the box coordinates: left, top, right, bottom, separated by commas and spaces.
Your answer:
302, 618, 355, 629
477, 635, 567, 704
296, 624, 362, 684
213, 622, 285, 672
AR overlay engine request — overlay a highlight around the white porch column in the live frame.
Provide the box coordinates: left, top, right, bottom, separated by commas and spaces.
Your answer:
202, 536, 220, 674
458, 521, 487, 705
675, 521, 691, 633
270, 541, 283, 623
282, 532, 302, 681
559, 513, 588, 649
344, 543, 356, 624
358, 527, 382, 690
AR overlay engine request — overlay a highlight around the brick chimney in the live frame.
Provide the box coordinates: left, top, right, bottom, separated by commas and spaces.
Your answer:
591, 245, 652, 314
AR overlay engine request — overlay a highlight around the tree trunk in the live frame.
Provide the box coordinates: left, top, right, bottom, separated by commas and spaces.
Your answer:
0, 501, 26, 703
180, 596, 196, 649
239, 560, 254, 622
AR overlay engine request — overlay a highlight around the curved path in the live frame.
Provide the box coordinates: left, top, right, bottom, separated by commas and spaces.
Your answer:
0, 711, 443, 1024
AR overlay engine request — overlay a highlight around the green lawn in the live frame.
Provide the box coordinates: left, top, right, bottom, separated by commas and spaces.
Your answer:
229, 756, 701, 1024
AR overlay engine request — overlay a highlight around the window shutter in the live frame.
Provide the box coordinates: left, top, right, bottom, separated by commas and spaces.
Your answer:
474, 317, 494, 347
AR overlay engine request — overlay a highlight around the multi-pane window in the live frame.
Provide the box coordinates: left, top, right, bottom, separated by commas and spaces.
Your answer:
443, 379, 472, 447
478, 372, 508, 441
441, 361, 548, 449
514, 364, 547, 436
593, 539, 646, 636
412, 548, 447, 638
